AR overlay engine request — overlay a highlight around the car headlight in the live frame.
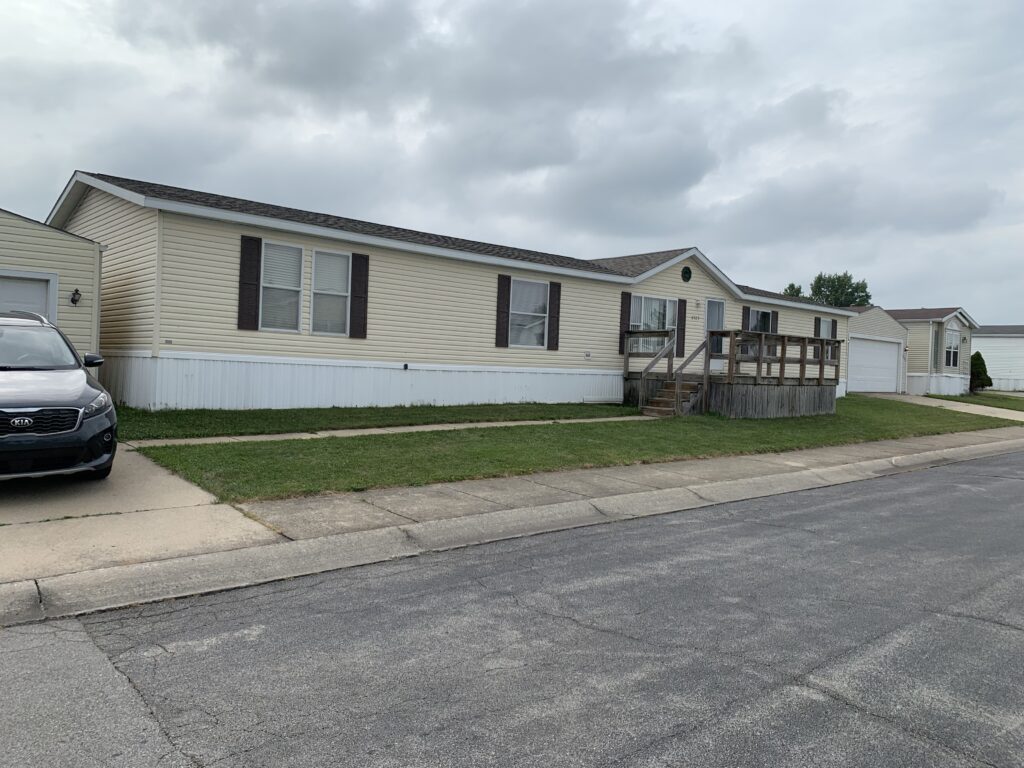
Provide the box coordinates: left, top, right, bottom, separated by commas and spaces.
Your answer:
83, 392, 112, 418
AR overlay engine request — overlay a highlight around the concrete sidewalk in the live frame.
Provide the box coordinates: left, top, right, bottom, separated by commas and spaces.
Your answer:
3, 425, 1024, 626
866, 392, 1024, 421
124, 414, 654, 449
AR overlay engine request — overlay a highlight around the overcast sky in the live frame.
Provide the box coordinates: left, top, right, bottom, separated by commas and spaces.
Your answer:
3, 0, 1021, 320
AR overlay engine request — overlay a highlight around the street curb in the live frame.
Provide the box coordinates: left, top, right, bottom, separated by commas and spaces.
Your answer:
5, 436, 1024, 627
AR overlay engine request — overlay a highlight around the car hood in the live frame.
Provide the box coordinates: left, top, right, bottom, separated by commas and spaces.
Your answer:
0, 369, 102, 408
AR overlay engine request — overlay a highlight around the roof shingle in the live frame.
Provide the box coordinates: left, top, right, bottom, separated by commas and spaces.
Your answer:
886, 308, 962, 321
976, 325, 1024, 335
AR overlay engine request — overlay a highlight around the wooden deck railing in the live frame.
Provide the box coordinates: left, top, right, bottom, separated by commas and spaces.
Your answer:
703, 330, 842, 385
623, 330, 675, 408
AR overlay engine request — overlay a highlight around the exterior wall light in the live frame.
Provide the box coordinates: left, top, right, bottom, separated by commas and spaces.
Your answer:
70, 289, 82, 305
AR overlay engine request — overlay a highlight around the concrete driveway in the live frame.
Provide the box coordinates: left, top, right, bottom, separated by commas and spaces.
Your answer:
4, 451, 1024, 767
0, 450, 280, 582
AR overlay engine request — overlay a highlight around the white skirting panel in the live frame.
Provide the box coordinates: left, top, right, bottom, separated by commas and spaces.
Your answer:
906, 373, 969, 396
100, 352, 625, 410
836, 380, 848, 398
991, 378, 1024, 392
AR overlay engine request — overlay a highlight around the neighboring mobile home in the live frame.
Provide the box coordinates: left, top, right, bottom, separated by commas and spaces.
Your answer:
844, 305, 908, 393
887, 307, 978, 395
47, 171, 852, 410
0, 207, 101, 355
972, 326, 1024, 391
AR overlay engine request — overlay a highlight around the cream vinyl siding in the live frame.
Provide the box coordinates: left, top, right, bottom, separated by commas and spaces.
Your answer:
849, 308, 908, 344
157, 213, 624, 370
630, 259, 849, 379
904, 323, 934, 374
0, 208, 100, 354
63, 188, 158, 350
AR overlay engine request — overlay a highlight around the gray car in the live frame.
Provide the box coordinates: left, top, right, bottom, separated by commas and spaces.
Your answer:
0, 311, 117, 480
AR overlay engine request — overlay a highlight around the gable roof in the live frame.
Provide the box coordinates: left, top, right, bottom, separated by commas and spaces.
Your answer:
843, 304, 877, 314
0, 206, 97, 244
975, 325, 1024, 336
47, 171, 853, 315
887, 307, 979, 329
591, 249, 691, 277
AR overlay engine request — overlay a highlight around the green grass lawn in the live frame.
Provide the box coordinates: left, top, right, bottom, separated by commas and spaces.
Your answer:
929, 392, 1024, 412
118, 402, 639, 441
138, 395, 1014, 503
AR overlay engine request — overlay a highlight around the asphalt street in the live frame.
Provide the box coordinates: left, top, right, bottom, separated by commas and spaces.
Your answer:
3, 452, 1024, 767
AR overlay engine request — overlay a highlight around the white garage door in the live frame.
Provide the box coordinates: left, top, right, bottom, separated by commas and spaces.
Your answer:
0, 276, 50, 317
849, 337, 901, 392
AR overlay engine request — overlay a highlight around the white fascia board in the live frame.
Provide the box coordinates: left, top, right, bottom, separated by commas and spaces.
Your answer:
944, 309, 979, 329
47, 172, 148, 227
628, 247, 855, 316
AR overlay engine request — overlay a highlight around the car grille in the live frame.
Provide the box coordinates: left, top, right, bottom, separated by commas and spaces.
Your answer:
0, 408, 81, 436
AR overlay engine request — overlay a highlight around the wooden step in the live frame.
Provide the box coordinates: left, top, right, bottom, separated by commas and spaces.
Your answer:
648, 397, 676, 408
642, 406, 675, 417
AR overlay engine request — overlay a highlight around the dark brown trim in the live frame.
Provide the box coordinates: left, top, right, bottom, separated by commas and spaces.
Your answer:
496, 274, 511, 347
237, 235, 262, 331
741, 305, 751, 331
676, 299, 687, 356
770, 311, 779, 334
349, 253, 369, 338
546, 282, 561, 351
619, 292, 632, 354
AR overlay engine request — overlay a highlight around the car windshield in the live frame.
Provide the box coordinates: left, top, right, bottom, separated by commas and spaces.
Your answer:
0, 325, 79, 370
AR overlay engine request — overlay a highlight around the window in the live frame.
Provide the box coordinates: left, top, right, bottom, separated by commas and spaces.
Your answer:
629, 295, 677, 353
746, 309, 772, 333
260, 242, 303, 331
509, 278, 548, 347
945, 329, 960, 368
814, 317, 837, 360
312, 251, 350, 335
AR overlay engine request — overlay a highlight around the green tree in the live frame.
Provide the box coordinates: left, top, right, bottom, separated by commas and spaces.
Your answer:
971, 351, 993, 392
782, 282, 804, 298
809, 272, 871, 307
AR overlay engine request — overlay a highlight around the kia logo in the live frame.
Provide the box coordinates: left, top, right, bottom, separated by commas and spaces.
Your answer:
9, 417, 34, 428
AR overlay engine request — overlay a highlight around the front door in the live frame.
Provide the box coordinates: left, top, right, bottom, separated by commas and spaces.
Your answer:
706, 299, 726, 371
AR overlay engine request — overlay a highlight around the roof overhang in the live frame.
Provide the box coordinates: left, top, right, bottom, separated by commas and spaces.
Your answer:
47, 171, 853, 315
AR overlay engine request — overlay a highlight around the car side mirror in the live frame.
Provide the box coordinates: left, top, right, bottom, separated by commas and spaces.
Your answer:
83, 353, 105, 368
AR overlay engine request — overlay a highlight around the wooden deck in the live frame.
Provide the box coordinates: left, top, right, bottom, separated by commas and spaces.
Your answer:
623, 329, 842, 418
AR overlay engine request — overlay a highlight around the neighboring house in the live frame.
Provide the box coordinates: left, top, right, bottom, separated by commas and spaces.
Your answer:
0, 206, 102, 355
47, 171, 852, 410
887, 307, 978, 395
972, 326, 1024, 391
844, 305, 908, 393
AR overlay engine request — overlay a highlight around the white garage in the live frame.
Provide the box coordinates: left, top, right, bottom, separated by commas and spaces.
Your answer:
846, 306, 908, 393
0, 206, 101, 354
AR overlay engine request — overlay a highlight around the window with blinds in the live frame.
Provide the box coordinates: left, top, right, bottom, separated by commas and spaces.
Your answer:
260, 242, 303, 331
628, 295, 676, 353
313, 251, 351, 335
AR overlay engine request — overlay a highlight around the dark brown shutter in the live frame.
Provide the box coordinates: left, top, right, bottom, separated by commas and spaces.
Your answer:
496, 274, 511, 347
830, 318, 838, 339
619, 291, 632, 354
676, 299, 686, 355
814, 317, 822, 337
741, 305, 751, 331
770, 311, 779, 334
237, 235, 262, 330
546, 282, 561, 351
349, 253, 369, 338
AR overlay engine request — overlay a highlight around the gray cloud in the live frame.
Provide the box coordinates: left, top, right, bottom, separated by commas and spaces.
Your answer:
0, 0, 1020, 320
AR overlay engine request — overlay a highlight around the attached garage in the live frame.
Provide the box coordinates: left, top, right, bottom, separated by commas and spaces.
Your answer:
0, 207, 101, 355
845, 306, 907, 393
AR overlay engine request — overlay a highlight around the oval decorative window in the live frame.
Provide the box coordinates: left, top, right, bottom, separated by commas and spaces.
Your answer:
681, 266, 692, 282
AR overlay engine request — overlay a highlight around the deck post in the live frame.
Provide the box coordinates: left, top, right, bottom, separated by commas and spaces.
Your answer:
755, 333, 764, 384
818, 339, 826, 385
703, 332, 711, 413
799, 339, 807, 383
778, 337, 787, 384
667, 331, 674, 379
727, 332, 736, 384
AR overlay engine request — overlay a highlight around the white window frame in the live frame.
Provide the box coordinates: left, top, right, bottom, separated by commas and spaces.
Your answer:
258, 240, 305, 333
945, 329, 960, 369
629, 294, 678, 353
815, 317, 837, 360
509, 277, 549, 349
746, 308, 772, 333
311, 250, 352, 337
